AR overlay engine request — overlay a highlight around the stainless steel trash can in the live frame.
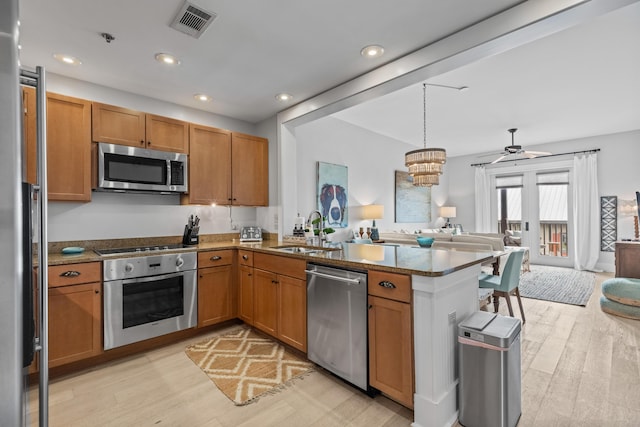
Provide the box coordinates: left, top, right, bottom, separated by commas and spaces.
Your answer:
458, 311, 522, 427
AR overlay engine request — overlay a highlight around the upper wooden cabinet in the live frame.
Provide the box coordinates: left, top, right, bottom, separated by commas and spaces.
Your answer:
184, 124, 232, 205
182, 125, 268, 206
47, 93, 93, 201
231, 132, 268, 206
92, 102, 189, 153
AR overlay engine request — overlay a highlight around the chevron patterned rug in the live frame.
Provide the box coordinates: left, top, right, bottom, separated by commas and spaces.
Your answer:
185, 327, 314, 405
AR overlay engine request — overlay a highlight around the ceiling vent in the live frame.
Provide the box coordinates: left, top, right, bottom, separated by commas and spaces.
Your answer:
170, 1, 216, 39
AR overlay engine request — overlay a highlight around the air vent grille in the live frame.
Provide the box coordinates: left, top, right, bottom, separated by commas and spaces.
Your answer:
170, 1, 216, 39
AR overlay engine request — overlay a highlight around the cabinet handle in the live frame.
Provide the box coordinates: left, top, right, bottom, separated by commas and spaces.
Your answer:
147, 140, 151, 145
95, 289, 100, 294
242, 255, 249, 260
378, 281, 396, 289
248, 273, 252, 277
368, 304, 373, 310
210, 256, 222, 261
140, 140, 144, 145
60, 270, 80, 278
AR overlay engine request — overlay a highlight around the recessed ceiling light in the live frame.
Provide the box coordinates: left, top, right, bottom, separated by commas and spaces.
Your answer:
53, 54, 82, 65
154, 53, 181, 66
360, 45, 384, 59
275, 93, 293, 102
194, 94, 211, 102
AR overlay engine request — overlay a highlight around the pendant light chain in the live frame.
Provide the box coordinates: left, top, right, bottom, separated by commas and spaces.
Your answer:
423, 83, 427, 150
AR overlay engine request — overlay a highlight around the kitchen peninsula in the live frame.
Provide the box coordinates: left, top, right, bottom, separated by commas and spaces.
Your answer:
43, 238, 493, 427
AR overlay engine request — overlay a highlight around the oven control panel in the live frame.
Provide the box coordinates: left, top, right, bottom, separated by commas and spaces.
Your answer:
103, 252, 197, 281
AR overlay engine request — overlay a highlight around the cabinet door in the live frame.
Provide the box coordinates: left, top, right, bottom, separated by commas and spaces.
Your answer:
145, 114, 189, 153
253, 269, 278, 337
49, 282, 102, 368
368, 295, 413, 408
239, 265, 254, 325
231, 133, 268, 206
278, 275, 306, 352
92, 102, 145, 148
197, 265, 233, 328
22, 86, 37, 184
183, 124, 231, 205
47, 93, 92, 201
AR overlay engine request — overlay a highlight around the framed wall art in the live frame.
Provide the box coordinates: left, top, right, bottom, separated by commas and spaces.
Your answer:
317, 162, 348, 228
395, 170, 431, 223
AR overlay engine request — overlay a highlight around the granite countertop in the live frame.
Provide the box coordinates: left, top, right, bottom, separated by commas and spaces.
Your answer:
43, 238, 494, 277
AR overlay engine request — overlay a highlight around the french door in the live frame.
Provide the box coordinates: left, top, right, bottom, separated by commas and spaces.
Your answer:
491, 161, 574, 267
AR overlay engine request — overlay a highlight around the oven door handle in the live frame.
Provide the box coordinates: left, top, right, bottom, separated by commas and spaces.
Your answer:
116, 270, 190, 286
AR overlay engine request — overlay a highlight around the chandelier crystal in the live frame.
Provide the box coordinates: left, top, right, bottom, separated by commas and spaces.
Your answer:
404, 83, 446, 186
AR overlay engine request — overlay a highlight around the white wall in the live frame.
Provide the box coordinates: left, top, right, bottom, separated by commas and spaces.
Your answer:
446, 129, 640, 271
294, 117, 449, 240
45, 74, 268, 242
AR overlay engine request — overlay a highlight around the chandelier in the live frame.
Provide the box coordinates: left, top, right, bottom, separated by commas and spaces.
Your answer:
404, 83, 446, 186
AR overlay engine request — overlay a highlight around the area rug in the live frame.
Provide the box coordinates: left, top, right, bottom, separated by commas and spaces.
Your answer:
518, 265, 595, 306
184, 327, 314, 406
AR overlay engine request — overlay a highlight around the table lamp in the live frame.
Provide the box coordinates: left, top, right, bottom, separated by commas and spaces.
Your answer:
440, 206, 456, 228
362, 204, 384, 241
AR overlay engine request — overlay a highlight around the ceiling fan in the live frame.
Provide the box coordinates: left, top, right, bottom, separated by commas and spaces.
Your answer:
489, 128, 551, 164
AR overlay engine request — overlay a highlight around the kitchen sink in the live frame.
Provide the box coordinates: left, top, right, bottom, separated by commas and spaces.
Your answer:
272, 246, 325, 254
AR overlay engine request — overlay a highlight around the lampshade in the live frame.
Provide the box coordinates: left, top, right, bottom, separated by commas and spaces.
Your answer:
440, 206, 456, 218
404, 83, 446, 187
362, 204, 384, 220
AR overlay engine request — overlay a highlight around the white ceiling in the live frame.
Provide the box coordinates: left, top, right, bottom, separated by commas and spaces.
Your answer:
18, 0, 640, 158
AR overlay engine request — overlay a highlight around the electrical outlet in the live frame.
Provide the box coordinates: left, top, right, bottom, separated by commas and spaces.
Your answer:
448, 311, 456, 324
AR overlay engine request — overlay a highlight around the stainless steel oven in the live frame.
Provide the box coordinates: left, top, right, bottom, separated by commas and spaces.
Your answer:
103, 251, 197, 350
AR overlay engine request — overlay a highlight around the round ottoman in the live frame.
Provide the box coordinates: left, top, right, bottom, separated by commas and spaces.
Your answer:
600, 277, 640, 320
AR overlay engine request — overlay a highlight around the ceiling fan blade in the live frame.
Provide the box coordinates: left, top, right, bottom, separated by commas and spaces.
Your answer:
491, 154, 508, 164
524, 150, 552, 156
478, 151, 506, 158
522, 152, 538, 159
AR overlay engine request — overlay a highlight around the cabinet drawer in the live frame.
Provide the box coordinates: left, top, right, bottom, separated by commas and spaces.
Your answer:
368, 270, 411, 303
254, 253, 306, 280
198, 250, 234, 268
48, 262, 101, 288
238, 249, 254, 266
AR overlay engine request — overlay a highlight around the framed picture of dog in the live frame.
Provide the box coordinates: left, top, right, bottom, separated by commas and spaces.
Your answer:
317, 161, 348, 228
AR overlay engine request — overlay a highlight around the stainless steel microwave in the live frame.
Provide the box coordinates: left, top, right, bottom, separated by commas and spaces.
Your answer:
97, 143, 188, 194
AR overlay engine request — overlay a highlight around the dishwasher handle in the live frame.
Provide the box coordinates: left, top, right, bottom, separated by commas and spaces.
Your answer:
305, 269, 362, 284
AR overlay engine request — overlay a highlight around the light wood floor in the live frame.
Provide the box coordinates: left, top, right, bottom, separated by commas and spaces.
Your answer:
28, 271, 640, 426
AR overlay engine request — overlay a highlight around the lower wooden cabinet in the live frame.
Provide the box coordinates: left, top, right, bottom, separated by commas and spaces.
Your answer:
368, 270, 413, 409
253, 253, 307, 352
197, 250, 235, 327
47, 262, 103, 368
49, 282, 102, 368
253, 269, 279, 336
239, 264, 255, 325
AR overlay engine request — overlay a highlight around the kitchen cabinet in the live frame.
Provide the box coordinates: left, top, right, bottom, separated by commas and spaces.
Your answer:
253, 253, 307, 352
45, 93, 92, 201
22, 86, 37, 184
92, 102, 189, 153
615, 241, 640, 279
367, 270, 413, 409
182, 124, 231, 205
182, 127, 268, 206
197, 250, 235, 327
48, 262, 102, 368
238, 250, 255, 325
231, 132, 269, 206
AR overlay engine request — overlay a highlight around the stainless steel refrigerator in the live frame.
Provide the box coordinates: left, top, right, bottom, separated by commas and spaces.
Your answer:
0, 0, 49, 424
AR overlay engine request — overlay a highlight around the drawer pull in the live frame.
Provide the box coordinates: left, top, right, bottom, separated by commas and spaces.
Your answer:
60, 270, 81, 278
378, 280, 396, 289
210, 256, 222, 261
242, 255, 249, 260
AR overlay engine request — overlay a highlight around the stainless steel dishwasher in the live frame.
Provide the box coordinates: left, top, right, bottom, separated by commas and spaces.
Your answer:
306, 263, 368, 391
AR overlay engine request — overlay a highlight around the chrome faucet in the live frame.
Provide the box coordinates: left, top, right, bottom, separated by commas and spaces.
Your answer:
307, 210, 325, 244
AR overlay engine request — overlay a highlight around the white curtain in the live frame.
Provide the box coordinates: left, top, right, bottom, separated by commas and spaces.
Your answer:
474, 166, 492, 232
572, 153, 600, 270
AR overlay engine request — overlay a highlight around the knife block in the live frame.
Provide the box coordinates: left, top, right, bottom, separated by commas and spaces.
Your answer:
182, 224, 199, 246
